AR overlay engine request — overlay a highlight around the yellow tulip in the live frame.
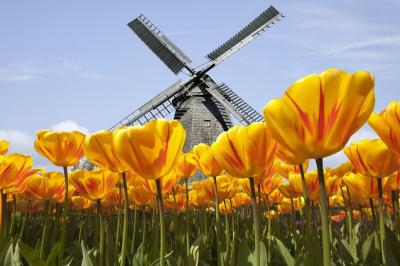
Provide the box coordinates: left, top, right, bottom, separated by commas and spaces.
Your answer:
70, 169, 119, 201
189, 188, 210, 209
344, 139, 399, 178
128, 185, 155, 206
83, 129, 126, 173
25, 172, 67, 202
263, 68, 375, 159
268, 189, 284, 204
0, 140, 9, 155
276, 159, 309, 179
264, 210, 278, 220
288, 171, 320, 202
369, 101, 400, 157
329, 195, 344, 207
219, 200, 233, 214
0, 153, 38, 194
211, 122, 277, 178
200, 176, 238, 202
175, 152, 198, 178
140, 170, 179, 195
276, 144, 308, 166
260, 175, 284, 196
192, 143, 223, 177
253, 159, 280, 185
71, 195, 95, 210
278, 183, 297, 199
34, 130, 85, 167
325, 161, 354, 178
113, 119, 185, 180
231, 192, 251, 208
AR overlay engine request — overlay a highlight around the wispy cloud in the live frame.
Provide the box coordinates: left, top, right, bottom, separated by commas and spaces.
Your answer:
0, 60, 103, 82
51, 120, 89, 134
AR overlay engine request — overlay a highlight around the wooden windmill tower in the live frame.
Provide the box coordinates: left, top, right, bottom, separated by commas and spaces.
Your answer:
78, 6, 283, 181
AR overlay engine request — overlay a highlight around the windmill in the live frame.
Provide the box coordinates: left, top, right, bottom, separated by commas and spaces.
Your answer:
77, 6, 284, 182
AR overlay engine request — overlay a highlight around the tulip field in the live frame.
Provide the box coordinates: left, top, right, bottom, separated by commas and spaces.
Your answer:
2, 68, 400, 266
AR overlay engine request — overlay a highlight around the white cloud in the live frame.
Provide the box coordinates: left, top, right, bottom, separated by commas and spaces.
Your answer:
0, 129, 34, 154
0, 60, 102, 82
51, 120, 89, 134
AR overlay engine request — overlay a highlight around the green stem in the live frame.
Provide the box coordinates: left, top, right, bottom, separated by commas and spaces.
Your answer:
223, 200, 230, 253
316, 158, 331, 266
9, 195, 16, 238
40, 200, 50, 258
0, 190, 8, 240
120, 172, 129, 266
185, 178, 190, 261
369, 198, 381, 265
155, 179, 166, 266
142, 206, 147, 246
377, 177, 386, 265
98, 199, 105, 266
19, 200, 30, 240
130, 205, 137, 255
115, 185, 122, 256
213, 176, 222, 266
59, 166, 69, 266
249, 177, 260, 266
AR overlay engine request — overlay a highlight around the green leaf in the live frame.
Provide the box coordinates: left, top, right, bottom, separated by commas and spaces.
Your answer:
361, 233, 374, 263
259, 241, 267, 266
275, 237, 294, 266
236, 241, 252, 266
384, 226, 400, 266
45, 242, 61, 266
4, 243, 13, 266
81, 241, 94, 266
18, 241, 46, 266
13, 244, 22, 266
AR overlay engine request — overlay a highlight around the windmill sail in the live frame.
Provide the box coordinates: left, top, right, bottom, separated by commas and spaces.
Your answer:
201, 78, 262, 125
206, 5, 283, 64
128, 14, 193, 75
109, 80, 185, 131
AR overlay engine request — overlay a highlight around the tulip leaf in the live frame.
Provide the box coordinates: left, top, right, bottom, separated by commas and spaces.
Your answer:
384, 225, 400, 266
18, 241, 46, 266
45, 242, 61, 266
361, 233, 374, 263
259, 241, 267, 266
236, 240, 252, 266
275, 237, 294, 266
13, 244, 22, 266
4, 243, 13, 266
81, 241, 94, 266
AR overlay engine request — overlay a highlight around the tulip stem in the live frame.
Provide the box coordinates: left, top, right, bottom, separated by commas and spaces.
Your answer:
249, 177, 260, 266
9, 195, 16, 238
185, 178, 190, 262
130, 205, 137, 255
120, 172, 129, 266
377, 177, 386, 265
156, 179, 166, 266
142, 206, 146, 246
212, 176, 222, 266
299, 164, 312, 257
97, 199, 105, 266
40, 200, 50, 259
59, 166, 69, 266
315, 158, 331, 266
369, 198, 381, 265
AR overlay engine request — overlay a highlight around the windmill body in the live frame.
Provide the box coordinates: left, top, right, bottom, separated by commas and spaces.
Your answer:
76, 6, 283, 182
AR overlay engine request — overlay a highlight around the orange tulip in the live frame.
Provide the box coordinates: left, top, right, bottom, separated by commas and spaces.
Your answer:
260, 175, 284, 196
71, 195, 95, 210
70, 169, 119, 201
231, 192, 251, 208
276, 159, 309, 179
369, 101, 400, 157
113, 119, 186, 180
0, 153, 38, 195
140, 170, 179, 195
288, 171, 319, 202
25, 172, 67, 202
175, 152, 198, 179
0, 140, 9, 155
211, 122, 277, 178
268, 189, 284, 204
34, 130, 85, 167
344, 139, 399, 178
128, 185, 155, 206
83, 129, 126, 173
263, 68, 375, 160
192, 143, 223, 177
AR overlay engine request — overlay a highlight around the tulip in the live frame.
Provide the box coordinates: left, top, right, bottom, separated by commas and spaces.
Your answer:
0, 153, 37, 239
113, 119, 185, 266
83, 128, 132, 265
0, 140, 9, 155
71, 196, 94, 210
211, 122, 277, 266
128, 185, 155, 207
369, 101, 400, 157
263, 69, 375, 266
192, 143, 223, 177
34, 129, 85, 264
344, 139, 398, 264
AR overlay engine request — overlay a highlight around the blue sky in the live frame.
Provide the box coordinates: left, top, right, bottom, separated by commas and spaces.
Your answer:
1, 1, 399, 170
